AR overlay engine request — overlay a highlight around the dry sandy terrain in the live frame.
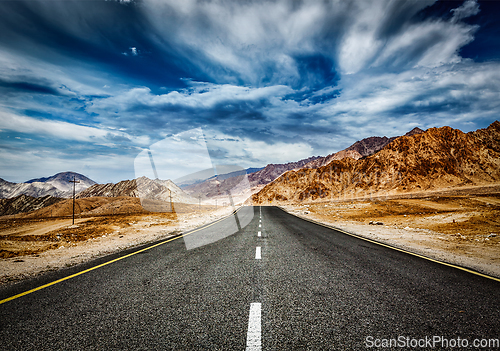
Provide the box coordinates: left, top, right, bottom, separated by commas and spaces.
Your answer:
282, 191, 500, 278
2, 188, 499, 286
0, 204, 235, 285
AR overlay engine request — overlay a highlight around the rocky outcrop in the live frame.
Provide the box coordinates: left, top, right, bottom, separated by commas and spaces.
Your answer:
181, 156, 322, 199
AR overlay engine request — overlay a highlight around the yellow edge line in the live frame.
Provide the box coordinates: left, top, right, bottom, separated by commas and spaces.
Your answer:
277, 206, 500, 283
0, 207, 243, 305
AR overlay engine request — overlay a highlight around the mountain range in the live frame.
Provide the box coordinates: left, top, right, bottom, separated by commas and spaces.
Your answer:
253, 121, 500, 204
3, 122, 498, 216
181, 128, 426, 199
180, 156, 321, 199
248, 156, 322, 186
303, 127, 424, 169
77, 176, 198, 205
0, 172, 96, 199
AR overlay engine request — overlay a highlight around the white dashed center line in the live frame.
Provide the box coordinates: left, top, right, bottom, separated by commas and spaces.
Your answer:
247, 209, 262, 349
255, 247, 261, 259
246, 303, 262, 351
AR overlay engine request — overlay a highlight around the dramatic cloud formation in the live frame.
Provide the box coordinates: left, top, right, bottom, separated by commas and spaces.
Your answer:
0, 0, 499, 182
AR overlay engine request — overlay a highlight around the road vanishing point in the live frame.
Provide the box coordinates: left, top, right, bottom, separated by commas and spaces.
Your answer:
1, 206, 499, 350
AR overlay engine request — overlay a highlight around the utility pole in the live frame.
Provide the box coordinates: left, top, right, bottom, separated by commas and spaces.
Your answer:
168, 187, 175, 213
69, 176, 80, 225
215, 178, 220, 210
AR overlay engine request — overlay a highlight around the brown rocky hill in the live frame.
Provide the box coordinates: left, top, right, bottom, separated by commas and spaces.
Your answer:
0, 194, 62, 216
180, 129, 426, 198
77, 179, 139, 198
18, 196, 148, 218
253, 122, 500, 204
77, 176, 197, 204
304, 127, 424, 169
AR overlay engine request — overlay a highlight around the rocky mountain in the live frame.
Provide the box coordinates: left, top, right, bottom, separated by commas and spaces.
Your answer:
77, 176, 197, 204
77, 179, 139, 198
183, 170, 250, 198
177, 167, 263, 188
0, 178, 66, 198
253, 122, 500, 204
0, 172, 96, 199
185, 129, 423, 197
304, 127, 424, 169
404, 127, 425, 137
0, 194, 63, 216
27, 171, 96, 194
180, 156, 321, 199
248, 156, 322, 186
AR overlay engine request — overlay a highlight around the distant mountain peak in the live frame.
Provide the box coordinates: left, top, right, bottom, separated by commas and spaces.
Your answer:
404, 127, 425, 137
303, 126, 426, 169
247, 156, 322, 186
26, 171, 96, 184
1, 171, 96, 199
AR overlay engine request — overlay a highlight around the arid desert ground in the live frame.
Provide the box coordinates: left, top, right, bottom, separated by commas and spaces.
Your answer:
1, 184, 499, 285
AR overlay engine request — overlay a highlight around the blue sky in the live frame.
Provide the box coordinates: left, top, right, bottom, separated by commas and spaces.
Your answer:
0, 0, 499, 183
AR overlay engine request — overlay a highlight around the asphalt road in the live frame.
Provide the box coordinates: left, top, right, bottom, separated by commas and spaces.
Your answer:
1, 206, 499, 350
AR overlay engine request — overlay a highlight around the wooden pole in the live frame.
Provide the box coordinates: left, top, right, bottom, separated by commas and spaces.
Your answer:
69, 176, 80, 225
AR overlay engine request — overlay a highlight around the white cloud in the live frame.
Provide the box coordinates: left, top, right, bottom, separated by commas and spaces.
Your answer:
0, 145, 137, 184
245, 140, 314, 165
140, 0, 482, 79
89, 83, 294, 112
0, 110, 151, 146
451, 0, 480, 23
203, 129, 314, 166
142, 0, 341, 85
0, 49, 111, 97
1, 0, 498, 183
135, 128, 214, 182
318, 60, 500, 136
371, 20, 476, 69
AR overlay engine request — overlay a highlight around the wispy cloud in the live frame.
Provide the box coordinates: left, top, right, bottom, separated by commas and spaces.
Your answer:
0, 109, 152, 147
0, 0, 498, 182
451, 0, 480, 23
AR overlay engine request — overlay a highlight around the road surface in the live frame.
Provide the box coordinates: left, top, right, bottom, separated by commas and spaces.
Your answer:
1, 206, 499, 350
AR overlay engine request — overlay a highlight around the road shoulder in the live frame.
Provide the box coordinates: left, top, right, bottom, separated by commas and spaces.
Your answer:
279, 204, 500, 279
